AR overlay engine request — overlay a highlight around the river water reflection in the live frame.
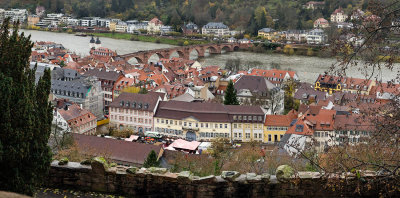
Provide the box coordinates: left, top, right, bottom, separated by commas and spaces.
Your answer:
22, 30, 399, 83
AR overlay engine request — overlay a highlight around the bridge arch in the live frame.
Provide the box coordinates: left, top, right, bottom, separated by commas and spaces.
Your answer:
169, 50, 185, 58
221, 45, 233, 52
147, 53, 164, 63
204, 46, 219, 54
127, 56, 144, 64
233, 45, 240, 51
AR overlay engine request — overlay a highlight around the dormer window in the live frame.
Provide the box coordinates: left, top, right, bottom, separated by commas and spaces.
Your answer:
120, 101, 124, 106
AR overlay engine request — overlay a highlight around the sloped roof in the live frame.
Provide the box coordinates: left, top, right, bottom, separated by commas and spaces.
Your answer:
234, 75, 277, 93
155, 101, 264, 123
58, 104, 96, 127
73, 133, 162, 165
84, 68, 123, 81
265, 110, 298, 127
109, 92, 161, 112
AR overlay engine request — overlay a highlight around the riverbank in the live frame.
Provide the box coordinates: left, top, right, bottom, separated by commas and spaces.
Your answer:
22, 26, 209, 46
91, 32, 209, 46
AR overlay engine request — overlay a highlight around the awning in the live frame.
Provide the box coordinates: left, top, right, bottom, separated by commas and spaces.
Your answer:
125, 135, 139, 142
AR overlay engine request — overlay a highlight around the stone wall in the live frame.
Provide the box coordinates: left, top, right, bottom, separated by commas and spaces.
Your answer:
47, 161, 397, 198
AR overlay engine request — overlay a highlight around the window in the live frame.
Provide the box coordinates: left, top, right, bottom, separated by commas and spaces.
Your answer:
248, 116, 252, 121
234, 133, 237, 138
206, 123, 208, 128
238, 116, 242, 120
184, 122, 187, 126
215, 124, 218, 128
246, 133, 250, 139
233, 115, 237, 120
220, 124, 223, 128
196, 123, 198, 128
253, 116, 257, 121
233, 124, 237, 128
243, 116, 247, 120
166, 120, 168, 124
201, 123, 204, 128
239, 133, 242, 138
157, 119, 159, 123
268, 135, 271, 142
189, 122, 192, 127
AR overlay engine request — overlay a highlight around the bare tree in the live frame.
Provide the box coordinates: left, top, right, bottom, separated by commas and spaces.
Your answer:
283, 1, 400, 196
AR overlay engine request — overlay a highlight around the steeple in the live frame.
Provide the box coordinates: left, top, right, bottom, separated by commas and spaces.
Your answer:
89, 36, 95, 49
95, 37, 101, 49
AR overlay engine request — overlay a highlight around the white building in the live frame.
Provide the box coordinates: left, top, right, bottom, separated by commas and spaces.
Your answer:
127, 21, 148, 33
307, 29, 326, 44
202, 22, 230, 37
4, 9, 28, 23
53, 102, 97, 135
331, 8, 348, 23
160, 25, 174, 34
147, 17, 163, 34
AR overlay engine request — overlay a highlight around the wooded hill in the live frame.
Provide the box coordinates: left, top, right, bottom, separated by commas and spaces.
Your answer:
2, 0, 370, 35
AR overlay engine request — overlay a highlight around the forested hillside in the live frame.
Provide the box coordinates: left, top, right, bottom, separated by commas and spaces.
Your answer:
2, 0, 369, 34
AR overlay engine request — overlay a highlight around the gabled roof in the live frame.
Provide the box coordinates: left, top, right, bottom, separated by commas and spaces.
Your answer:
58, 104, 96, 127
234, 75, 277, 94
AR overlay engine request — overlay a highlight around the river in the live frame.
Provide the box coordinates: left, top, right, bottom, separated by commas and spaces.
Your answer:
22, 29, 399, 84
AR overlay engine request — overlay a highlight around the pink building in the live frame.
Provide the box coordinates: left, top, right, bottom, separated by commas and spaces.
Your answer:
109, 92, 163, 133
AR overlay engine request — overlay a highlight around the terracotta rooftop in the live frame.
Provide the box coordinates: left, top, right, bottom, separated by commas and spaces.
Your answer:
265, 110, 298, 127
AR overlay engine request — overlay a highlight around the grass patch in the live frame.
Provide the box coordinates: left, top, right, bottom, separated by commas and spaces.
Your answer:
92, 32, 209, 46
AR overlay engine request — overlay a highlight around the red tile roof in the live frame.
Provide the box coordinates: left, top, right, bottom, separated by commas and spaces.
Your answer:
58, 104, 97, 128
265, 110, 298, 127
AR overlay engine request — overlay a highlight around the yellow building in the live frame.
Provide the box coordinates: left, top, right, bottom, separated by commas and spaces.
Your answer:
27, 15, 40, 26
341, 77, 376, 95
109, 21, 117, 32
314, 74, 342, 94
154, 101, 265, 142
258, 28, 282, 42
264, 110, 298, 143
315, 74, 376, 95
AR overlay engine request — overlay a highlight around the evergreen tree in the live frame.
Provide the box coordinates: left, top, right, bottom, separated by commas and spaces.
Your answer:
139, 87, 148, 94
143, 150, 159, 168
224, 80, 239, 105
0, 19, 53, 195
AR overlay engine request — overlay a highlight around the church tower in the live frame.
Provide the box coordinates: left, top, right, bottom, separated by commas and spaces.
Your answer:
95, 37, 102, 49
89, 36, 95, 49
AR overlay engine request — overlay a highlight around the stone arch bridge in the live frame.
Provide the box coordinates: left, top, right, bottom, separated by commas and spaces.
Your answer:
118, 43, 253, 64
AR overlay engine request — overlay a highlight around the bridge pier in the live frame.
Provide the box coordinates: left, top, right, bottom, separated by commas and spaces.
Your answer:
119, 43, 252, 63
